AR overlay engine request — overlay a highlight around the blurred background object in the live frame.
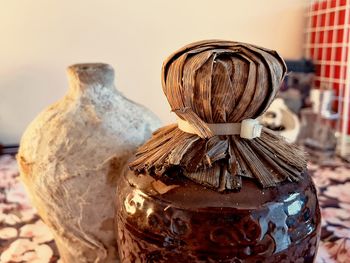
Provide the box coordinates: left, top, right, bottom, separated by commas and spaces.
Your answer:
304, 0, 350, 160
260, 98, 301, 143
260, 0, 350, 163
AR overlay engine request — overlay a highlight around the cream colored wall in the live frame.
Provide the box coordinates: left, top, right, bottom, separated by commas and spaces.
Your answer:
0, 0, 307, 144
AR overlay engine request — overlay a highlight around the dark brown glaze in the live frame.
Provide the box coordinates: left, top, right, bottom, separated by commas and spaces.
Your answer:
115, 170, 321, 263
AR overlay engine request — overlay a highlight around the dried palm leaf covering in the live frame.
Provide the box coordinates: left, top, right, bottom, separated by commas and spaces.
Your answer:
130, 40, 307, 191
17, 63, 161, 262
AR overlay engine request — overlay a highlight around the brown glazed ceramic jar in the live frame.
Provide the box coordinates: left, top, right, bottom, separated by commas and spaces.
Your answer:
116, 170, 320, 263
115, 40, 321, 262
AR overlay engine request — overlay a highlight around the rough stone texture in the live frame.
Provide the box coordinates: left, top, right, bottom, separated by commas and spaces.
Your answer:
17, 63, 161, 263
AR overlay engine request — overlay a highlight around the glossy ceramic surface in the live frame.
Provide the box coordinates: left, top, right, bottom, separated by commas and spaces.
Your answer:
115, 170, 321, 263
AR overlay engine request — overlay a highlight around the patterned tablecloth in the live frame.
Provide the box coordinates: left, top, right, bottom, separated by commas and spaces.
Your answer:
0, 154, 349, 262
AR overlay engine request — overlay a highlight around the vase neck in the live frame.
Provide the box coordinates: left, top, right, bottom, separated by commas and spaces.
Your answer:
67, 63, 116, 96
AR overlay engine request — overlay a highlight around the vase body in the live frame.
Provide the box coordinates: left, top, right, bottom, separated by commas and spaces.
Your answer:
17, 63, 161, 263
115, 169, 321, 263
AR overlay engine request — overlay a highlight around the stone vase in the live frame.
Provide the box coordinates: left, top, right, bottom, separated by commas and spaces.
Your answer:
17, 63, 161, 263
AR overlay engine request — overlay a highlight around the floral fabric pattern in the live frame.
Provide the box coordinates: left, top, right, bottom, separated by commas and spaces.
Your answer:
310, 162, 350, 263
0, 154, 349, 262
0, 155, 60, 263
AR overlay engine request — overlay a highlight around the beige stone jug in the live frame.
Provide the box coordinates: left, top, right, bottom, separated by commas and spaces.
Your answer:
17, 63, 161, 263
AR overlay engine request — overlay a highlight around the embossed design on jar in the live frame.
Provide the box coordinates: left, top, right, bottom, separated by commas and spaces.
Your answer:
147, 213, 161, 229
170, 211, 191, 237
235, 216, 261, 245
124, 190, 146, 215
210, 227, 236, 246
116, 171, 321, 262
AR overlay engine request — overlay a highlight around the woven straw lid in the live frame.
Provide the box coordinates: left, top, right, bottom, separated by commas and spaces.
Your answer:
162, 40, 287, 138
130, 40, 306, 191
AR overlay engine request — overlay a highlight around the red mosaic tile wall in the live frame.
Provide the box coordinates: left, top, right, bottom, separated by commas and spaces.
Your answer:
305, 0, 350, 134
